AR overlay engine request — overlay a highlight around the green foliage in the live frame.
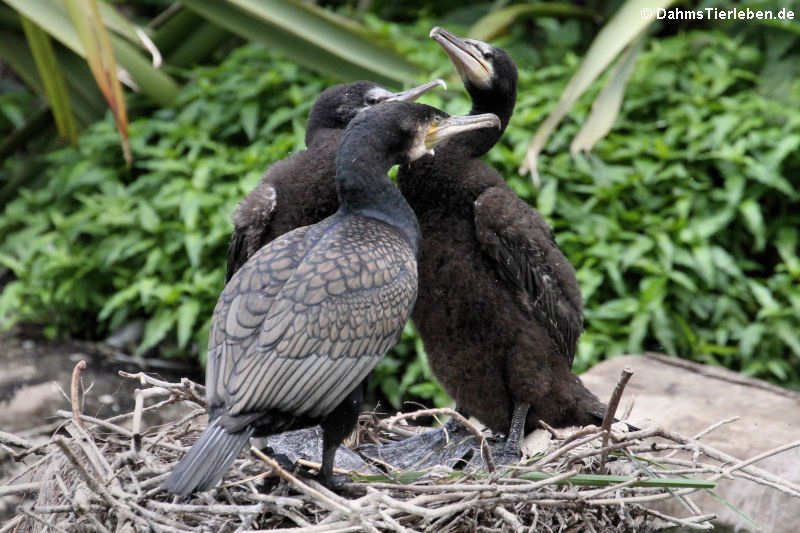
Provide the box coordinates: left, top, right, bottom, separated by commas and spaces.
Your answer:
0, 77, 40, 134
1, 25, 799, 419
0, 45, 332, 357
503, 31, 800, 383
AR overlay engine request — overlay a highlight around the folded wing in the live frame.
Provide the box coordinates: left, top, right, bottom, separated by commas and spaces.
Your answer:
474, 186, 583, 366
208, 217, 417, 425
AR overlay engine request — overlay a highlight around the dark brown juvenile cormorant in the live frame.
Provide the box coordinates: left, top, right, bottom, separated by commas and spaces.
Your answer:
396, 28, 608, 461
226, 79, 444, 281
161, 101, 501, 496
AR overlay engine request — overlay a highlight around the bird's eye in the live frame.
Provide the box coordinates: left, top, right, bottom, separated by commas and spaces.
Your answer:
482, 50, 493, 60
365, 95, 381, 106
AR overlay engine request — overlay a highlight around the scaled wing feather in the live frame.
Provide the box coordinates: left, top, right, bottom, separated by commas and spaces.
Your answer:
208, 217, 417, 420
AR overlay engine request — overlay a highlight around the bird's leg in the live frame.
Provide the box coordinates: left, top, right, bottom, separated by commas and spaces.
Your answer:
317, 423, 352, 488
319, 431, 337, 486
492, 401, 529, 466
317, 385, 364, 488
506, 402, 530, 453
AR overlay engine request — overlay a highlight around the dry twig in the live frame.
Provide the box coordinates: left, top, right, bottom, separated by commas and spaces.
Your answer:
600, 366, 633, 469
2, 371, 797, 533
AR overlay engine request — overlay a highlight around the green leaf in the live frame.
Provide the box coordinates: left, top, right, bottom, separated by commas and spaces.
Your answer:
380, 376, 401, 410
240, 102, 259, 141
181, 0, 419, 88
517, 472, 715, 489
98, 284, 139, 321
764, 134, 800, 169
711, 246, 742, 278
138, 308, 176, 354
177, 299, 201, 349
521, 0, 676, 182
467, 3, 598, 42
655, 232, 674, 268
639, 276, 666, 307
652, 307, 677, 355
738, 323, 764, 359
571, 34, 644, 154
621, 235, 653, 270
138, 202, 160, 233
180, 192, 202, 232
692, 246, 715, 287
628, 312, 649, 352
407, 382, 442, 399
775, 320, 800, 358
739, 199, 765, 251
590, 298, 638, 320
4, 0, 178, 106
192, 163, 213, 191
19, 14, 78, 145
748, 281, 780, 315
684, 208, 734, 241
767, 360, 789, 381
0, 280, 24, 328
184, 233, 203, 268
667, 270, 697, 292
775, 227, 800, 275
536, 178, 557, 216
0, 252, 25, 276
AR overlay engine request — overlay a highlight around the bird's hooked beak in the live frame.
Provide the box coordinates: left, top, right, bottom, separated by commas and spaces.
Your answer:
386, 79, 447, 102
430, 26, 493, 88
424, 113, 501, 153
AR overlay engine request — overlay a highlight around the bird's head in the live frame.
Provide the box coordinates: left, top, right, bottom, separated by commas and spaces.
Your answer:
429, 27, 517, 124
306, 79, 446, 145
342, 101, 501, 167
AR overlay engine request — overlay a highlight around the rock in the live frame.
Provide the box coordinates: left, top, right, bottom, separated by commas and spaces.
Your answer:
582, 353, 800, 533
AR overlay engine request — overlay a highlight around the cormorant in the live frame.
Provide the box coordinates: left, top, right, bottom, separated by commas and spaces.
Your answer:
161, 101, 501, 496
226, 79, 444, 282
396, 28, 608, 461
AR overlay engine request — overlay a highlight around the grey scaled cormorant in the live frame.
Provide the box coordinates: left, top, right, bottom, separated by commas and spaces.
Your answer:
161, 101, 501, 496
396, 28, 610, 462
226, 79, 444, 282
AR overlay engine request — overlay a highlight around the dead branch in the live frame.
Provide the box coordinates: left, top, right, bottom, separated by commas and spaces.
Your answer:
1, 371, 797, 533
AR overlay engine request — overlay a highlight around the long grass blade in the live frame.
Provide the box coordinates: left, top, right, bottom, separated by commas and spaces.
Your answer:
0, 29, 106, 127
63, 0, 131, 165
353, 470, 716, 489
18, 14, 78, 145
228, 0, 418, 82
180, 0, 419, 88
570, 32, 645, 154
467, 3, 599, 42
3, 0, 178, 106
519, 0, 675, 184
518, 472, 716, 488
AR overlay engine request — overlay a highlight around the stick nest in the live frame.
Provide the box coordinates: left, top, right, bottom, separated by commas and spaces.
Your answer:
2, 365, 799, 533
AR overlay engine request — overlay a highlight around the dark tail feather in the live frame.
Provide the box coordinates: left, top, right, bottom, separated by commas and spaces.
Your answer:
161, 418, 254, 497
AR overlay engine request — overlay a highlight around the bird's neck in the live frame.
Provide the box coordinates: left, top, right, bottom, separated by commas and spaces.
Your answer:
306, 127, 344, 150
336, 154, 420, 255
459, 90, 515, 157
396, 92, 514, 211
